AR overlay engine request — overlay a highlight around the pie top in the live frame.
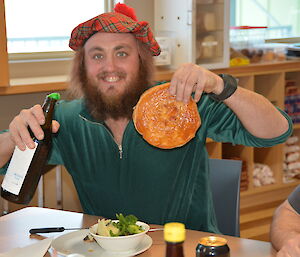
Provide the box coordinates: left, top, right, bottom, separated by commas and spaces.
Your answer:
133, 83, 201, 149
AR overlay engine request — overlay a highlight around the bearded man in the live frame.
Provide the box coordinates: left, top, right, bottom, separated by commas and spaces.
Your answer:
0, 3, 292, 233
69, 33, 155, 122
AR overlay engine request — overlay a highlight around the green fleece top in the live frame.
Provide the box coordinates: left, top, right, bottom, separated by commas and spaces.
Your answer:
288, 185, 300, 214
0, 93, 293, 233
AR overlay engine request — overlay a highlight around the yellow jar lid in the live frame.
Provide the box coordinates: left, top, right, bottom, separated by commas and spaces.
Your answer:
164, 222, 186, 243
199, 236, 228, 246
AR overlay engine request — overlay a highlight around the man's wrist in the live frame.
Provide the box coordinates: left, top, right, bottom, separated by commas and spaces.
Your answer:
209, 74, 238, 102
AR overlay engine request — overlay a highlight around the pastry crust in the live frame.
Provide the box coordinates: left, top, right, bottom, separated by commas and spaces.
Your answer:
133, 83, 201, 149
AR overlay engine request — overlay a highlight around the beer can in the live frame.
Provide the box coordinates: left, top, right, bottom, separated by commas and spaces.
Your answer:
196, 236, 230, 257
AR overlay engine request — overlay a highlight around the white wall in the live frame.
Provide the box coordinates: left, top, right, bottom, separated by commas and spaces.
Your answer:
124, 0, 154, 28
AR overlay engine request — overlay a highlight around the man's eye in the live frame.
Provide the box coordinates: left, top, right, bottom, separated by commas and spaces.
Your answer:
93, 54, 103, 60
117, 51, 128, 57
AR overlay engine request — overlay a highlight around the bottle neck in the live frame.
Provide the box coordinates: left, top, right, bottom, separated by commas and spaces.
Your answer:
166, 241, 184, 257
26, 96, 57, 141
29, 97, 57, 141
41, 98, 57, 131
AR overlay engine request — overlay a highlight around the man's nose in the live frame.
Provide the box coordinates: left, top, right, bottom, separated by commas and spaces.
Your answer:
104, 56, 117, 71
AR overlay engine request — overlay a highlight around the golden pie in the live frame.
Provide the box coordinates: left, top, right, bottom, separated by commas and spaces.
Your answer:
133, 83, 201, 149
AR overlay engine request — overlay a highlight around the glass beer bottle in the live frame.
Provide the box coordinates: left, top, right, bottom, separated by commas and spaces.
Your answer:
164, 222, 186, 257
1, 92, 60, 204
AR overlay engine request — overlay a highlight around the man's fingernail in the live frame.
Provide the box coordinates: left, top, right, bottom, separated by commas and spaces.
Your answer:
19, 146, 26, 151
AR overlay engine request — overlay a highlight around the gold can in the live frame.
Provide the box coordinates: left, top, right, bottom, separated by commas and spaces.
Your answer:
196, 236, 230, 257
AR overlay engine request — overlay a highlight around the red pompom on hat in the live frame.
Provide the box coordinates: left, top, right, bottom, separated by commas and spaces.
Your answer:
69, 2, 161, 56
114, 3, 137, 21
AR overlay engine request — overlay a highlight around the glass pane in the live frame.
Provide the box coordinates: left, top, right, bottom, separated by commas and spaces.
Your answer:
231, 0, 300, 43
195, 0, 225, 66
5, 0, 106, 53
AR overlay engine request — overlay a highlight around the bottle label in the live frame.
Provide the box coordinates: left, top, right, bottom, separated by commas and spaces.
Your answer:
1, 143, 38, 195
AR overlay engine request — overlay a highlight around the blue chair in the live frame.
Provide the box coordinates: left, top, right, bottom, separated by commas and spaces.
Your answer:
209, 158, 242, 237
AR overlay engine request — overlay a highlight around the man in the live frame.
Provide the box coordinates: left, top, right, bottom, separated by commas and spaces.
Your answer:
270, 185, 300, 256
0, 3, 292, 232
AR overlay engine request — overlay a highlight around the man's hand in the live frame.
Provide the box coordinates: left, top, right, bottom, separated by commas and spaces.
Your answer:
276, 234, 300, 257
169, 63, 224, 103
8, 104, 60, 151
271, 200, 300, 257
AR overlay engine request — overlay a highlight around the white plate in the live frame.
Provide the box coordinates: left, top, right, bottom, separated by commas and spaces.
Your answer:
51, 229, 153, 257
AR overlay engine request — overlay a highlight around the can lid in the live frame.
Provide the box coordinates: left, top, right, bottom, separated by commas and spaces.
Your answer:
199, 236, 227, 246
47, 92, 61, 100
164, 222, 185, 243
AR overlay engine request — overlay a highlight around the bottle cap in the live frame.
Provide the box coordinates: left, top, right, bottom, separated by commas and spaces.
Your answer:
47, 92, 61, 100
164, 222, 185, 243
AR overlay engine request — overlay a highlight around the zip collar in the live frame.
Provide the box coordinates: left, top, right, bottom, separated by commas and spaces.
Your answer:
78, 99, 105, 125
78, 100, 129, 159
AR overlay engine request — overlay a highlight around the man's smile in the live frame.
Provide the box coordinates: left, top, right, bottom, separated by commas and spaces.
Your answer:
103, 75, 120, 83
98, 72, 126, 84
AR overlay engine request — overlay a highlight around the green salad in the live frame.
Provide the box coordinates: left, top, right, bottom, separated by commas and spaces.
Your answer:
96, 213, 145, 237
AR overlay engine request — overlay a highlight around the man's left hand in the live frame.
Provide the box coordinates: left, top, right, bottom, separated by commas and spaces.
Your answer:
169, 63, 224, 103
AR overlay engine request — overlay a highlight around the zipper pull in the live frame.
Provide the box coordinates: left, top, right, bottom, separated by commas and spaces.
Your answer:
118, 145, 123, 159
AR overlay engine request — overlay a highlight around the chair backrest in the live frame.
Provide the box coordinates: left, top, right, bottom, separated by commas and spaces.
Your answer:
209, 158, 242, 237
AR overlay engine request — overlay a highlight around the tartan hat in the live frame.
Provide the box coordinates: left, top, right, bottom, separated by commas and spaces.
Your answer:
69, 3, 161, 56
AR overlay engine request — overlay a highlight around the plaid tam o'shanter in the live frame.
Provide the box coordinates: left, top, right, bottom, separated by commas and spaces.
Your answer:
69, 4, 161, 56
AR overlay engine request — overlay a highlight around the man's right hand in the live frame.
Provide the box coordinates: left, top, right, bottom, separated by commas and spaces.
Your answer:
8, 104, 60, 151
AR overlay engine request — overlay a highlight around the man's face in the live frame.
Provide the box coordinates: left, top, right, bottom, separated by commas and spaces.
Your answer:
84, 32, 140, 101
80, 32, 151, 121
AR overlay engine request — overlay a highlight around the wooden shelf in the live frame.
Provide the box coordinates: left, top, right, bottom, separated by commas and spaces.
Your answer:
209, 62, 300, 241
213, 60, 300, 76
1, 60, 300, 96
294, 123, 300, 130
241, 180, 300, 197
0, 69, 176, 96
0, 81, 67, 95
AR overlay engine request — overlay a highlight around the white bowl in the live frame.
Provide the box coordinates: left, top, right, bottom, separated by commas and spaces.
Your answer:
89, 220, 150, 252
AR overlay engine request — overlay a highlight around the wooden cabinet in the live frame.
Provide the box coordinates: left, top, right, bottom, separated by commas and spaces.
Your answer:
156, 61, 300, 241
154, 0, 230, 69
211, 61, 300, 241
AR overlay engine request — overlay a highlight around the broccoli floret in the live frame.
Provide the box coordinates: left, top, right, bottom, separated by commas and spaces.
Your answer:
127, 224, 144, 234
114, 213, 145, 236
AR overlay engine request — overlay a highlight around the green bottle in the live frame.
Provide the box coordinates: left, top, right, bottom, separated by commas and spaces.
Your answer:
1, 93, 60, 204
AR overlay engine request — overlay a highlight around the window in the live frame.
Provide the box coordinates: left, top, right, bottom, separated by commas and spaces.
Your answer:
5, 0, 106, 53
3, 0, 114, 80
230, 0, 300, 43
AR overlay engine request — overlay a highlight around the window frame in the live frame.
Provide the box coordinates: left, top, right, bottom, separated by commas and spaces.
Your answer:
0, 0, 9, 87
230, 0, 300, 40
1, 0, 116, 87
